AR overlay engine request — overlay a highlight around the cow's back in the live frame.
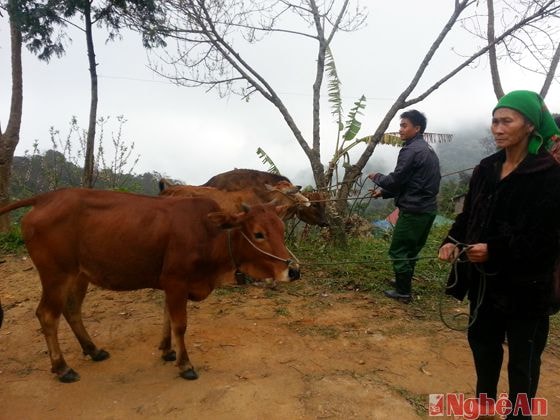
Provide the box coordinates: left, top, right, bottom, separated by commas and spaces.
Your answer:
20, 189, 223, 291
159, 185, 263, 213
203, 169, 291, 191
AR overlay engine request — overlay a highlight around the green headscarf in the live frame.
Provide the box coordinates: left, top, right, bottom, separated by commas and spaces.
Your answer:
493, 90, 560, 154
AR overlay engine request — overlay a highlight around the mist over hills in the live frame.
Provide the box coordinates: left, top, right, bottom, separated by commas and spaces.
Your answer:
435, 124, 492, 176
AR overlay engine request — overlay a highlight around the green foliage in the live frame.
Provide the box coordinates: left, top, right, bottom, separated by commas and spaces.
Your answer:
256, 147, 280, 174
437, 174, 470, 218
343, 95, 366, 141
325, 47, 343, 131
0, 226, 25, 254
291, 223, 452, 300
291, 233, 395, 293
9, 0, 166, 61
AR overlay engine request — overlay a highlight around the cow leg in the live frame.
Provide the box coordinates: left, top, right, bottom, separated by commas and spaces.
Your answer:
36, 285, 80, 383
158, 306, 176, 362
62, 277, 109, 363
165, 291, 197, 380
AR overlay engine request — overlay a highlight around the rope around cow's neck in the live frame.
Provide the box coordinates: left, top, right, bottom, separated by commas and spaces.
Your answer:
239, 231, 295, 265
226, 229, 294, 273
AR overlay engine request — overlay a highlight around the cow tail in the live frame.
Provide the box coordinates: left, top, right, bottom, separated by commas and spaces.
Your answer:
0, 197, 37, 216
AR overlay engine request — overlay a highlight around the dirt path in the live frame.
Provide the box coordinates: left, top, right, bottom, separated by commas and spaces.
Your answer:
1, 255, 559, 419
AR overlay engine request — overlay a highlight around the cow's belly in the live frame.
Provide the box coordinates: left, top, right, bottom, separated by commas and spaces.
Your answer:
79, 255, 164, 291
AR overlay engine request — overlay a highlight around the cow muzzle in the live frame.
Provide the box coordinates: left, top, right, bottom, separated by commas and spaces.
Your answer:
288, 261, 301, 281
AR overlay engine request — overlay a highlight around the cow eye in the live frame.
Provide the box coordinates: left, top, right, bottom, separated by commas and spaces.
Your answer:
254, 232, 265, 240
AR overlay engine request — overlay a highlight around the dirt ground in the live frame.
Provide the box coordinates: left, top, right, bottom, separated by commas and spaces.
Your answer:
1, 255, 560, 420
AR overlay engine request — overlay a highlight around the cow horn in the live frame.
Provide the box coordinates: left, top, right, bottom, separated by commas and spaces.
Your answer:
241, 203, 251, 213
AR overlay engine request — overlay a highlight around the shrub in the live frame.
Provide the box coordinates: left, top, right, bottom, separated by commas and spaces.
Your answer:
0, 226, 25, 254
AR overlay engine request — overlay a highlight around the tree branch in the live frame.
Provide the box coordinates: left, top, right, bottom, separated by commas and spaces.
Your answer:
540, 42, 560, 98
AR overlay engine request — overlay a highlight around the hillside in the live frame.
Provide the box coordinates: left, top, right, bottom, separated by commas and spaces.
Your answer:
9, 150, 164, 197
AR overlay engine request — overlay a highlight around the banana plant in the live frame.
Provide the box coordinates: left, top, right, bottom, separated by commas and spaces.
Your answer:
256, 147, 280, 174
324, 46, 368, 190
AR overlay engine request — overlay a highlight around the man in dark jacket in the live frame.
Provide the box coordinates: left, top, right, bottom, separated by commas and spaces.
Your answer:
368, 109, 441, 303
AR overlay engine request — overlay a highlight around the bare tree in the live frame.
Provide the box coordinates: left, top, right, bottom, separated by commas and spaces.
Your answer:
147, 0, 560, 233
149, 0, 366, 190
0, 3, 23, 232
470, 0, 560, 99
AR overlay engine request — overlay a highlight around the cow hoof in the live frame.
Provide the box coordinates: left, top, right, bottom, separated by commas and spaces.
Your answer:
91, 349, 110, 362
58, 368, 80, 383
180, 368, 198, 380
162, 351, 176, 362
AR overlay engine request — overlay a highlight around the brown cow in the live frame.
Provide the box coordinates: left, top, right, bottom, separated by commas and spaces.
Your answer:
203, 169, 329, 227
158, 179, 310, 219
298, 190, 330, 227
0, 188, 299, 382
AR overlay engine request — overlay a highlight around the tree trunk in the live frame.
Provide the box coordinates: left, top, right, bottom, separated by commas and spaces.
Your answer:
487, 0, 505, 99
0, 11, 24, 232
82, 4, 98, 188
540, 43, 560, 99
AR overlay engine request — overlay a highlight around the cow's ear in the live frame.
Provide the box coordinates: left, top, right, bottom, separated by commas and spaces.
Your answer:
275, 205, 289, 219
284, 186, 300, 195
208, 211, 243, 229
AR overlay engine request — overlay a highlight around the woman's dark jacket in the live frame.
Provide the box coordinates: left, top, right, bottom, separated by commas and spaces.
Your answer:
443, 149, 560, 317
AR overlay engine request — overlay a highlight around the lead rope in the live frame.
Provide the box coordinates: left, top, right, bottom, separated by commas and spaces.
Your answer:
439, 236, 488, 331
226, 229, 246, 284
239, 231, 293, 265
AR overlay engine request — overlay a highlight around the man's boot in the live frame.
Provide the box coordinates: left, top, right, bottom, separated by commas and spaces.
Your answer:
384, 272, 412, 303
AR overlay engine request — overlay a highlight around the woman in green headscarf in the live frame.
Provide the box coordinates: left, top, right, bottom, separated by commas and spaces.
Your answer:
438, 90, 560, 418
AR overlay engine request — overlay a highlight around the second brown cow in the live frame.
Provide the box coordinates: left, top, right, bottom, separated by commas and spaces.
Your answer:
158, 178, 310, 220
203, 169, 330, 227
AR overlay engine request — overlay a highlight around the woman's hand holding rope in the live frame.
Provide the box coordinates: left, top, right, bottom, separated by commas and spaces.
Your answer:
438, 242, 488, 263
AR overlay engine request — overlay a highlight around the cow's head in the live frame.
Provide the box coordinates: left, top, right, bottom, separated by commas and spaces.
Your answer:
296, 191, 330, 227
263, 181, 311, 221
208, 203, 300, 282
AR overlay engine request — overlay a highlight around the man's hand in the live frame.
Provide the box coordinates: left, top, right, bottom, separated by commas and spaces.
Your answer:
369, 188, 383, 198
367, 172, 378, 182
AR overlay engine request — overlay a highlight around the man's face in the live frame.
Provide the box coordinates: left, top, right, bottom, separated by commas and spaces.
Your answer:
399, 118, 421, 141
